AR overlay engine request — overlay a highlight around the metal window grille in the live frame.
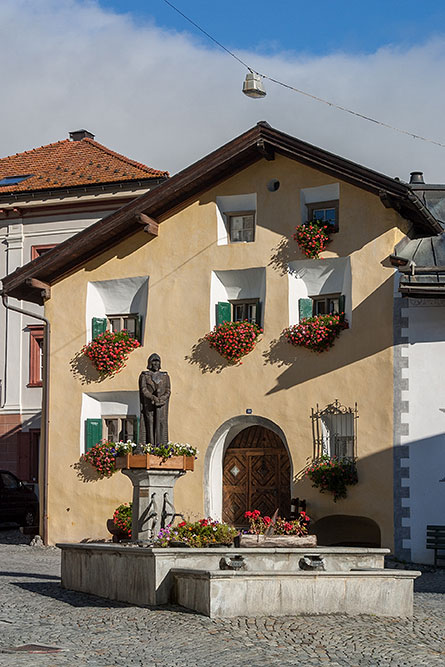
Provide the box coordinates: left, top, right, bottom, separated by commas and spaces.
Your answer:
311, 400, 358, 460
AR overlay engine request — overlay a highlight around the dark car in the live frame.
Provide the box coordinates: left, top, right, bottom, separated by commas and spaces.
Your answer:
0, 470, 39, 527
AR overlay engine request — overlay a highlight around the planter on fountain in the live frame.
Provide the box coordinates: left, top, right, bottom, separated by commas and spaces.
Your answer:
116, 454, 194, 471
237, 534, 317, 548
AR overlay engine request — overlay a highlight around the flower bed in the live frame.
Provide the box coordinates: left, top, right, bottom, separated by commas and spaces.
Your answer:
244, 509, 310, 536
205, 320, 262, 364
283, 313, 348, 353
293, 221, 331, 259
154, 518, 238, 548
82, 330, 140, 377
306, 456, 358, 501
80, 440, 198, 478
239, 509, 316, 547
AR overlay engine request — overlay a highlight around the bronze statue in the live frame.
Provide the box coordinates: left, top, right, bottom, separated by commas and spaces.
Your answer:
139, 353, 171, 446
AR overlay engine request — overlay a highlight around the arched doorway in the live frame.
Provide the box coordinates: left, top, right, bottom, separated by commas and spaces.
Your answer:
222, 425, 291, 526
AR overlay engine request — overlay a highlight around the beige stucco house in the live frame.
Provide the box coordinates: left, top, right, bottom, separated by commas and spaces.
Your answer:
2, 122, 440, 546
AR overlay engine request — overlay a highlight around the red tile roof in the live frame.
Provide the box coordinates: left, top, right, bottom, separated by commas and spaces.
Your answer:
0, 137, 168, 194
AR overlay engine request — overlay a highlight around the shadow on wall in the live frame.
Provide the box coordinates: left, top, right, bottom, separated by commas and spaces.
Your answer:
269, 237, 300, 277
184, 338, 229, 374
263, 273, 394, 394
311, 514, 381, 548
70, 350, 103, 385
71, 458, 103, 483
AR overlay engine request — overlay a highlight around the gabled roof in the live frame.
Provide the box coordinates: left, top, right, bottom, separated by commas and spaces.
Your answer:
0, 136, 168, 195
2, 121, 442, 304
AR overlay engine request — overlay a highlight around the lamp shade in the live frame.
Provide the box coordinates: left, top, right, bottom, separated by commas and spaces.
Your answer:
242, 72, 266, 98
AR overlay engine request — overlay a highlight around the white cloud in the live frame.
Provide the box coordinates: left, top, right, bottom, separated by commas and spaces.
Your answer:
2, 0, 445, 182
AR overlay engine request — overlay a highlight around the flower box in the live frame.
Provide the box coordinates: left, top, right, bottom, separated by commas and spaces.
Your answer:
237, 534, 317, 548
115, 454, 194, 471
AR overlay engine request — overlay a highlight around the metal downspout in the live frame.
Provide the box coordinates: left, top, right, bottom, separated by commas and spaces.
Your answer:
1, 294, 50, 545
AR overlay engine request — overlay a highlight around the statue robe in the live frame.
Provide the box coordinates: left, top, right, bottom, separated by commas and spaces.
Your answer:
139, 369, 171, 446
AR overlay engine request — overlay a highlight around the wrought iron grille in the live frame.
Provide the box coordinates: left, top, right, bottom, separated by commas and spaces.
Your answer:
311, 399, 358, 460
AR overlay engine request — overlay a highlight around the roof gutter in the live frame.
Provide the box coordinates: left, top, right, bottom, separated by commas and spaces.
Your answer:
1, 294, 50, 545
405, 191, 443, 234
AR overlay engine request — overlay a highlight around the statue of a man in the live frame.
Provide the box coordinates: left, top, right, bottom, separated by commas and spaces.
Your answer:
138, 353, 171, 447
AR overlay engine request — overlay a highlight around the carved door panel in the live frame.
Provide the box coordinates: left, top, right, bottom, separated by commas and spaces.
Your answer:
223, 450, 249, 526
222, 426, 291, 526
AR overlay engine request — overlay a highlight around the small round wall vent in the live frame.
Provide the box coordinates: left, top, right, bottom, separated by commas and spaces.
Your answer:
267, 179, 280, 192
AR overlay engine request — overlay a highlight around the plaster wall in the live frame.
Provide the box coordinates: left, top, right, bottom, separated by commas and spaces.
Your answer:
44, 155, 406, 545
396, 300, 445, 563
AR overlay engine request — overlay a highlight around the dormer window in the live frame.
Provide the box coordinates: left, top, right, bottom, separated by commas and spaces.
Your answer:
0, 175, 32, 186
226, 211, 255, 243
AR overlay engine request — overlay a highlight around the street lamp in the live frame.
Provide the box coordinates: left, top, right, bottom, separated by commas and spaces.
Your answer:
242, 71, 266, 98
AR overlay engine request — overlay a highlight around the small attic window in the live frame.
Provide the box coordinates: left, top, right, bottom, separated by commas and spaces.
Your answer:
0, 175, 32, 186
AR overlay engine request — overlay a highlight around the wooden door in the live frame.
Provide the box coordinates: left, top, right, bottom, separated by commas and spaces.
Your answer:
222, 425, 291, 526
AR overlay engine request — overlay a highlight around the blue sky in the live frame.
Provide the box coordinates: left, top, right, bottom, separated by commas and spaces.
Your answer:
101, 0, 445, 55
1, 0, 445, 180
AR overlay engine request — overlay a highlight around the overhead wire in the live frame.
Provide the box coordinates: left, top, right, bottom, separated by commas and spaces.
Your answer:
161, 0, 445, 150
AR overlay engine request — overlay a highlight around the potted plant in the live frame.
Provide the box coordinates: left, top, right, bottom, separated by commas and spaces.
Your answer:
205, 320, 262, 364
82, 329, 140, 377
293, 221, 331, 259
107, 502, 132, 541
239, 510, 317, 547
80, 441, 119, 478
306, 456, 358, 501
154, 518, 238, 547
283, 313, 348, 353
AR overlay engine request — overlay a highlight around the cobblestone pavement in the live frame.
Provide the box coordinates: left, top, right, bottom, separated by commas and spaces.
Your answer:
0, 530, 444, 666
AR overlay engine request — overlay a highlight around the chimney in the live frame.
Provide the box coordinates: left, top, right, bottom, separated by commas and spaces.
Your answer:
409, 171, 425, 184
69, 129, 95, 141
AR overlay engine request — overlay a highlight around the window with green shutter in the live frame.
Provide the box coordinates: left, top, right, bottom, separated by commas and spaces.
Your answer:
92, 314, 143, 343
85, 418, 103, 452
216, 302, 231, 325
310, 293, 344, 317
217, 300, 262, 326
298, 298, 313, 321
92, 317, 107, 340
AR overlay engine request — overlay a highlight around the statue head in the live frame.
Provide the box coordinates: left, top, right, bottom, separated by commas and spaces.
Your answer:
147, 353, 161, 372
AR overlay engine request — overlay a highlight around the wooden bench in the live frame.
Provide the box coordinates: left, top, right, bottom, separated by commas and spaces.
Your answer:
426, 525, 445, 566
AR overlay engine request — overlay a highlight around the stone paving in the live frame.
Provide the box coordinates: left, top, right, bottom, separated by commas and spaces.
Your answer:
0, 529, 444, 666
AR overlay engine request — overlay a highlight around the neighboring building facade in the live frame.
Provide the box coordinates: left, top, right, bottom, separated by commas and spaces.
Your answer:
2, 122, 440, 547
0, 130, 168, 488
391, 225, 445, 564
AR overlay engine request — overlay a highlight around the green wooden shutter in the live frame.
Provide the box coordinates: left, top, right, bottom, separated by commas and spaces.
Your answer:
216, 301, 231, 325
85, 418, 103, 452
135, 315, 143, 344
255, 301, 262, 327
339, 295, 346, 321
298, 298, 313, 321
92, 317, 107, 340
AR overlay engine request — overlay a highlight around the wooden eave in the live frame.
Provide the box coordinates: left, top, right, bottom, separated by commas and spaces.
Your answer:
2, 122, 441, 304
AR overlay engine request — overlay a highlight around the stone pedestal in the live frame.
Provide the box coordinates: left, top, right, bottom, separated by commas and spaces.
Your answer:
122, 468, 185, 542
